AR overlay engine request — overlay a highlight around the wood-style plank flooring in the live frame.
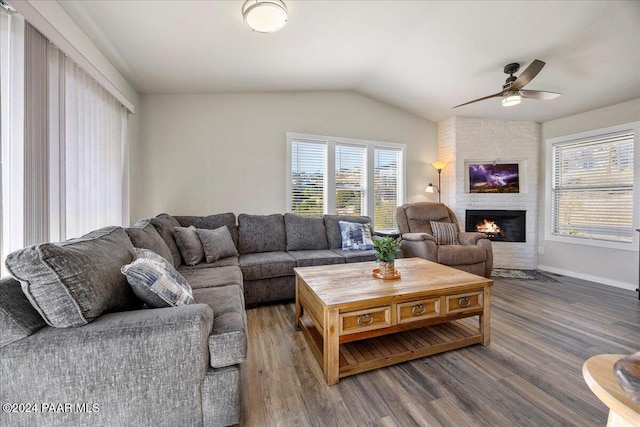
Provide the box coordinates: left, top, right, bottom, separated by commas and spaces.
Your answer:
240, 273, 640, 426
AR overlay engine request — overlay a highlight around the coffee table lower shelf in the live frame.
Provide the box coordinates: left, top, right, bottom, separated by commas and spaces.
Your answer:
299, 314, 482, 379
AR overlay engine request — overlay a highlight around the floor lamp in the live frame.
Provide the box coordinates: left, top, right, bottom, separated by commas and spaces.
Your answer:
425, 161, 447, 203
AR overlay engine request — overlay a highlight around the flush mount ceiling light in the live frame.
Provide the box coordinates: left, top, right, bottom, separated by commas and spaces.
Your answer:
242, 0, 288, 33
501, 91, 522, 107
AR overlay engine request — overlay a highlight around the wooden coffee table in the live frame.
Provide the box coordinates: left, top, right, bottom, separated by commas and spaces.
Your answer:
294, 257, 493, 385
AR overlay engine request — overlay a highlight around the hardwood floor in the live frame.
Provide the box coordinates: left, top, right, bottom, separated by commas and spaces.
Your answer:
240, 273, 640, 426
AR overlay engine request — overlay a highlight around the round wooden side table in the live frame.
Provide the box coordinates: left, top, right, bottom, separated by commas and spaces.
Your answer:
583, 354, 640, 427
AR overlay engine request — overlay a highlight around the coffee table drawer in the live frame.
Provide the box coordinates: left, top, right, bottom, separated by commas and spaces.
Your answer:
445, 291, 483, 315
397, 298, 440, 324
340, 307, 390, 335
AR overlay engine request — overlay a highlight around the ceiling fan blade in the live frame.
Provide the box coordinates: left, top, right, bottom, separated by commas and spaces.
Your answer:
520, 90, 562, 100
452, 92, 502, 109
510, 59, 545, 91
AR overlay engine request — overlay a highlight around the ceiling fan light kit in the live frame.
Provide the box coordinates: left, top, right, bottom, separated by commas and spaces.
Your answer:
453, 59, 561, 109
502, 91, 522, 107
242, 0, 287, 33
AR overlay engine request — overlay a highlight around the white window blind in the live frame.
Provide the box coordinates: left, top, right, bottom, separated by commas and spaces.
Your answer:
290, 140, 326, 216
335, 145, 365, 216
374, 148, 401, 230
551, 131, 634, 243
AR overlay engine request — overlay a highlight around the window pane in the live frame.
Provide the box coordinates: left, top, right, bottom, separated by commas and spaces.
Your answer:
335, 145, 365, 216
551, 131, 634, 243
291, 141, 326, 216
374, 148, 400, 230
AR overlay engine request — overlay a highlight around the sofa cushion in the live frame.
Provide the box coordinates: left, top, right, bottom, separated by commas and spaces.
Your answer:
324, 215, 373, 249
125, 219, 174, 265
288, 250, 346, 267
193, 285, 247, 368
178, 256, 239, 269
430, 221, 459, 245
5, 226, 137, 328
437, 245, 486, 265
239, 252, 296, 281
0, 276, 47, 347
339, 221, 374, 250
331, 249, 378, 263
174, 213, 238, 249
122, 249, 194, 308
151, 214, 183, 267
173, 226, 204, 266
284, 213, 328, 251
178, 266, 243, 290
197, 226, 238, 263
237, 214, 286, 254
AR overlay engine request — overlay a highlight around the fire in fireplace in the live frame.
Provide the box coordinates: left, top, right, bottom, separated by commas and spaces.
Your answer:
465, 210, 526, 242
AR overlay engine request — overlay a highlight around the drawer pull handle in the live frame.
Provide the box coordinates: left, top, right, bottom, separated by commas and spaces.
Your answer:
412, 304, 426, 316
357, 313, 374, 326
459, 296, 471, 307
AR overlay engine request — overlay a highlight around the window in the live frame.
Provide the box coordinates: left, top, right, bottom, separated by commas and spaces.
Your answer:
548, 124, 637, 247
1, 13, 130, 272
335, 145, 366, 216
287, 133, 405, 230
374, 148, 401, 230
290, 140, 326, 216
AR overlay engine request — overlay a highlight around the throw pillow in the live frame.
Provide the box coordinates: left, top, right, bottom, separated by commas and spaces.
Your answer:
339, 221, 374, 250
125, 219, 174, 265
4, 226, 137, 328
196, 226, 239, 263
122, 249, 194, 308
430, 221, 459, 245
172, 226, 204, 266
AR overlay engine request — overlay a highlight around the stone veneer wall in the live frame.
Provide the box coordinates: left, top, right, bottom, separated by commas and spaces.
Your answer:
437, 117, 540, 269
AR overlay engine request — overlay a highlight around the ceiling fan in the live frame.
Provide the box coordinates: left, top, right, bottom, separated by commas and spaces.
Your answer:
453, 59, 561, 108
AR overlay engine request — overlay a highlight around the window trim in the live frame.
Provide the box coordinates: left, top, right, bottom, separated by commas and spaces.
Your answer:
544, 121, 640, 251
286, 132, 406, 227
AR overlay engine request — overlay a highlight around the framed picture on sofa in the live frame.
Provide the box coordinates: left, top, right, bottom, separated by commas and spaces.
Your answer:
468, 162, 520, 193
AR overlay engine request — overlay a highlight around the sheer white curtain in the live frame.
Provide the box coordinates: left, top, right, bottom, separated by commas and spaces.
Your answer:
63, 58, 128, 239
0, 8, 25, 274
1, 12, 130, 274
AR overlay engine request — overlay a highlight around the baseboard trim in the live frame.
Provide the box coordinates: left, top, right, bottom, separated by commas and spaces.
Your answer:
537, 264, 637, 292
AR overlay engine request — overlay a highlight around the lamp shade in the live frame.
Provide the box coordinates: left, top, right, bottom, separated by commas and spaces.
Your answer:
242, 0, 288, 33
425, 183, 435, 193
431, 161, 447, 171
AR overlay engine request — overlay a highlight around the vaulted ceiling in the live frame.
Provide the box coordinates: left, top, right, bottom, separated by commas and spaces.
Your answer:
58, 0, 640, 123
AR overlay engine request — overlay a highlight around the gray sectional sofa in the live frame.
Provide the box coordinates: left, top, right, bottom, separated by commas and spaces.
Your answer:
0, 212, 377, 426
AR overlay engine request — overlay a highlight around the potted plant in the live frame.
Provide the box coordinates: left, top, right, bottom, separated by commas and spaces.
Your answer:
373, 237, 400, 278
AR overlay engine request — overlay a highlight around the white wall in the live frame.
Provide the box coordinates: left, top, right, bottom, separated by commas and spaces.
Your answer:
132, 91, 437, 220
540, 98, 640, 290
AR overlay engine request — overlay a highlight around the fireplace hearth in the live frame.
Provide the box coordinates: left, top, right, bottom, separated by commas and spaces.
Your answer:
465, 210, 526, 242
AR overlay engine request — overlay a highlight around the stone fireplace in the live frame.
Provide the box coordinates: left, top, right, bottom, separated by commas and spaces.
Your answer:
437, 117, 540, 269
466, 210, 526, 242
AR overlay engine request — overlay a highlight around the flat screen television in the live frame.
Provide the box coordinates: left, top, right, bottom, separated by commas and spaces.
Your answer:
468, 163, 519, 193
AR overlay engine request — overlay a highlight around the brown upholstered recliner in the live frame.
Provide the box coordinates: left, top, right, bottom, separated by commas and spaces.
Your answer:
396, 202, 493, 278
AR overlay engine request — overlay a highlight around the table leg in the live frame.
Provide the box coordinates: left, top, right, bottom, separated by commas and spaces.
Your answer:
481, 285, 491, 346
295, 276, 301, 328
323, 308, 340, 385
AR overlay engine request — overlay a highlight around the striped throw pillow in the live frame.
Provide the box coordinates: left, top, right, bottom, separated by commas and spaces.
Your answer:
430, 221, 459, 245
122, 249, 194, 308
